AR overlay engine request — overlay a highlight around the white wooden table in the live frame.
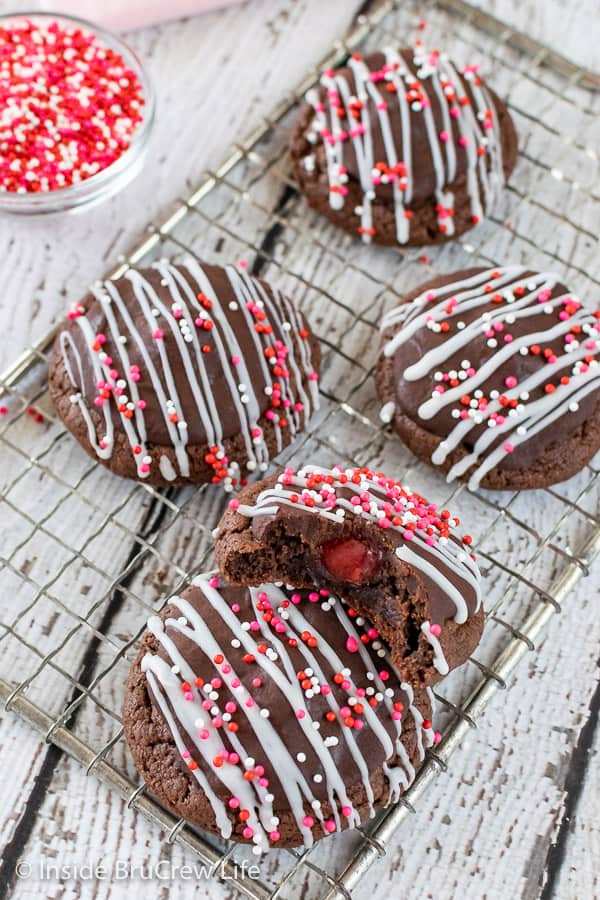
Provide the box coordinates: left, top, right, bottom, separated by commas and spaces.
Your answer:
0, 2, 598, 899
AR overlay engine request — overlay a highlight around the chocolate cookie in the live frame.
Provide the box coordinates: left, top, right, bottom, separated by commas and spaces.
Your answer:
376, 266, 600, 491
289, 44, 517, 247
122, 573, 434, 851
215, 465, 483, 686
49, 261, 320, 487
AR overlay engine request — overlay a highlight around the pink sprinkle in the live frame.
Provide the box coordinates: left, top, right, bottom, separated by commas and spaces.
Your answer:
228, 498, 240, 510
439, 130, 449, 142
242, 827, 254, 839
341, 806, 352, 817
269, 830, 281, 841
181, 749, 190, 759
430, 623, 442, 637
392, 710, 402, 720
153, 329, 164, 340
379, 670, 389, 681
199, 729, 210, 740
296, 709, 305, 719
503, 443, 514, 453
228, 797, 240, 809
237, 259, 248, 269
346, 636, 359, 653
231, 355, 241, 365
434, 731, 442, 744
302, 815, 314, 828
324, 820, 336, 833
245, 698, 255, 708
209, 577, 219, 588
504, 376, 517, 388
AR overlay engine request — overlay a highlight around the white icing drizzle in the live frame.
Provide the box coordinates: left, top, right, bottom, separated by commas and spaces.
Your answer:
60, 261, 319, 483
421, 621, 449, 676
380, 400, 396, 423
380, 266, 600, 489
305, 45, 506, 244
236, 464, 482, 623
141, 574, 433, 852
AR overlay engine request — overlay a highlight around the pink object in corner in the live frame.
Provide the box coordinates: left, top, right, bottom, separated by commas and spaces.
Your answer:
36, 0, 242, 31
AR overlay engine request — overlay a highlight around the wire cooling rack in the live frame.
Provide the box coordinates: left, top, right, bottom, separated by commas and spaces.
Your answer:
1, 1, 599, 897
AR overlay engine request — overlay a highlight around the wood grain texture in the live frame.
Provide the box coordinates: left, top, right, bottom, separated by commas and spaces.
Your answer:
0, 2, 598, 899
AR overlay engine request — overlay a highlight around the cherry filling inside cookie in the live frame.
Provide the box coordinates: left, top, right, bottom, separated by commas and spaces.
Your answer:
321, 538, 381, 585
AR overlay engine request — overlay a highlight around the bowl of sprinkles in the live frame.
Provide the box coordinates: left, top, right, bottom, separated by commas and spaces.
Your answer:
0, 12, 154, 214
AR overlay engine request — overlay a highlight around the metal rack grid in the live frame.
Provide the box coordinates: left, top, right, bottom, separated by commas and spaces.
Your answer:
1, 0, 599, 897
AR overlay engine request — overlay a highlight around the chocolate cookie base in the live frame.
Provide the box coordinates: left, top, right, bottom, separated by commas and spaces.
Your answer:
375, 270, 600, 491
49, 330, 321, 488
122, 604, 429, 848
216, 476, 484, 687
289, 88, 518, 248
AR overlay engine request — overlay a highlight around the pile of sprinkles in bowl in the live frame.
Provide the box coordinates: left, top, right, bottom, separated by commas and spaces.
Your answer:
0, 17, 145, 193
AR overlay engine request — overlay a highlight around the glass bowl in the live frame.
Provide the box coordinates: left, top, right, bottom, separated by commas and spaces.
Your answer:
0, 11, 155, 215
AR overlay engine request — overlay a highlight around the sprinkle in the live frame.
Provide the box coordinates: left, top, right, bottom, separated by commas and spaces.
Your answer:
345, 636, 359, 653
